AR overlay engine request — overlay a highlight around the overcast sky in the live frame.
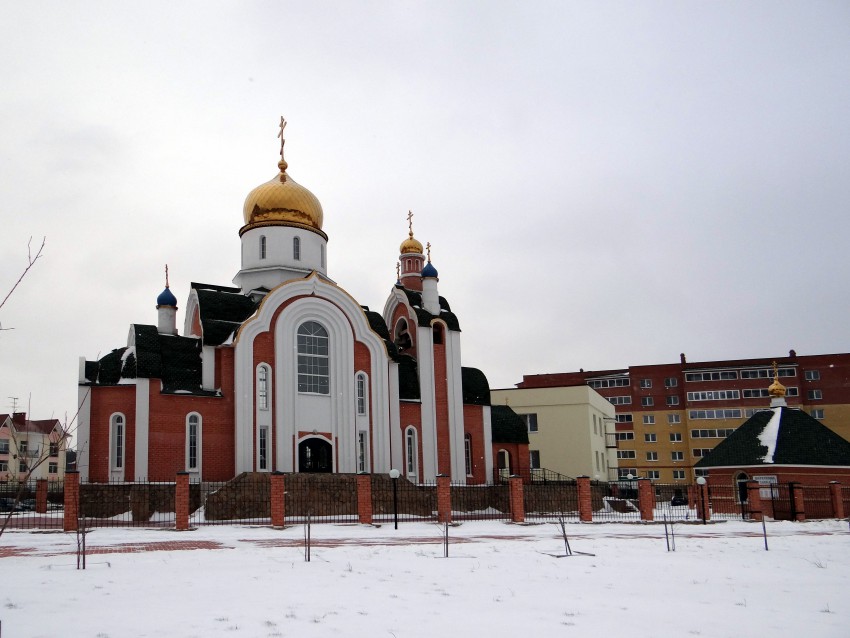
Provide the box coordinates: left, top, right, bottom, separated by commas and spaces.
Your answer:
1, 1, 849, 424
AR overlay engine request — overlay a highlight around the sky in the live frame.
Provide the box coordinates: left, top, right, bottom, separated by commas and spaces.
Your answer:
2, 519, 849, 636
1, 1, 849, 424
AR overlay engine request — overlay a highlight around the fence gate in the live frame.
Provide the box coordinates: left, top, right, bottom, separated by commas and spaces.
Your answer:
769, 483, 795, 520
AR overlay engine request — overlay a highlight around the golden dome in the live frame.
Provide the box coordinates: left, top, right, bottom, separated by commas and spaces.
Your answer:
400, 210, 423, 254
241, 158, 324, 236
768, 361, 787, 398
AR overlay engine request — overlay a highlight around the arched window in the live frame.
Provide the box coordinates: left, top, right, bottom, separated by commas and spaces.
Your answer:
259, 235, 267, 260
356, 372, 367, 416
464, 434, 473, 477
186, 413, 202, 473
394, 318, 412, 352
293, 236, 301, 261
110, 413, 125, 472
432, 323, 444, 345
257, 365, 270, 411
297, 321, 329, 394
320, 244, 325, 268
405, 426, 418, 480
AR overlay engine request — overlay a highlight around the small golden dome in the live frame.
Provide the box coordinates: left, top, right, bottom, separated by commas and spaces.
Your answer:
768, 361, 787, 398
400, 210, 423, 254
241, 158, 324, 235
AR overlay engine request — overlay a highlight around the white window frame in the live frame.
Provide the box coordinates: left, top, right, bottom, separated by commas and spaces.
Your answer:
258, 425, 270, 471
186, 412, 202, 474
257, 364, 271, 411
358, 430, 369, 473
465, 434, 473, 476
646, 451, 658, 461
643, 415, 655, 425
647, 470, 660, 480
671, 451, 684, 462
405, 426, 419, 481
109, 413, 126, 476
808, 389, 823, 400
804, 370, 820, 381
356, 372, 368, 416
672, 470, 686, 480
297, 321, 330, 395
644, 433, 657, 443
811, 408, 825, 420
669, 432, 682, 442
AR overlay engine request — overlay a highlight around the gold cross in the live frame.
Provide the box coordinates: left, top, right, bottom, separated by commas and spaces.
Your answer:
426, 242, 431, 261
407, 210, 414, 236
278, 116, 287, 158
165, 264, 170, 288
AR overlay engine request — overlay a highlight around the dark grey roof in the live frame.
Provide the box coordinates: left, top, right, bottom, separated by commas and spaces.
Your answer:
461, 367, 490, 406
397, 286, 461, 331
695, 406, 850, 467
191, 282, 259, 346
490, 405, 529, 444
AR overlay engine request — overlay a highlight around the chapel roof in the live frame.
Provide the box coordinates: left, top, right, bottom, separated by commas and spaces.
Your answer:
490, 405, 530, 444
397, 286, 460, 331
191, 282, 259, 346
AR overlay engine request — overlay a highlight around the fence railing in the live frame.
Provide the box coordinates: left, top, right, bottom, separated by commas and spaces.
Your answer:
0, 479, 65, 530
371, 476, 438, 523
451, 483, 511, 521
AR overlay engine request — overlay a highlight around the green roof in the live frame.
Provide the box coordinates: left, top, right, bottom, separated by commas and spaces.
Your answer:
490, 405, 529, 444
192, 282, 258, 346
461, 367, 490, 406
398, 286, 461, 331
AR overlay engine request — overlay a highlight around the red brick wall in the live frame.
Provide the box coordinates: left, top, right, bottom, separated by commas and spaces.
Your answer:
432, 338, 452, 477
463, 405, 487, 485
492, 442, 530, 480
707, 466, 850, 487
87, 385, 135, 482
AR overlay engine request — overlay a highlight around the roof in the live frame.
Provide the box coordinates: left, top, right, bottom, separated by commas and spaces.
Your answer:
191, 282, 259, 346
461, 367, 490, 406
0, 413, 62, 435
490, 405, 529, 444
397, 286, 461, 331
695, 406, 850, 468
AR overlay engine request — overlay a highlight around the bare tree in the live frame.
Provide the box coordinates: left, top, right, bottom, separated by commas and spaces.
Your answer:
0, 236, 46, 331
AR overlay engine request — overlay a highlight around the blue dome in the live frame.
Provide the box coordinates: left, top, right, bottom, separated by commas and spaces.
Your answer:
157, 286, 178, 307
421, 262, 439, 278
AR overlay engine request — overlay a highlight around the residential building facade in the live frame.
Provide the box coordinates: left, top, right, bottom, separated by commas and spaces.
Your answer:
0, 413, 68, 483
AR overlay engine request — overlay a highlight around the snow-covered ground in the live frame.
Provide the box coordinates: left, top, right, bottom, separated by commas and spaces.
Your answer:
2, 519, 847, 637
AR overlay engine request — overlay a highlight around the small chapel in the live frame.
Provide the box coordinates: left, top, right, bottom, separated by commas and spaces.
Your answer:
76, 120, 526, 485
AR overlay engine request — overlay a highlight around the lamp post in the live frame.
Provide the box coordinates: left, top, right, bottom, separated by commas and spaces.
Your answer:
388, 468, 400, 530
696, 476, 707, 525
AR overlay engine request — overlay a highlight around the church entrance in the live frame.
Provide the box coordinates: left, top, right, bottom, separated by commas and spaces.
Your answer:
298, 438, 333, 473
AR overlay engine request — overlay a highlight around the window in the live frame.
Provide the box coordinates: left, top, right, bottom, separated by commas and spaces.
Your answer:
692, 448, 712, 458
297, 321, 330, 394
741, 367, 795, 379
530, 450, 541, 470
49, 462, 58, 474
643, 415, 655, 425
807, 389, 823, 400
588, 377, 629, 389
666, 396, 680, 406
615, 432, 635, 441
0, 461, 7, 472
617, 450, 636, 459
257, 365, 270, 410
358, 431, 368, 473
646, 452, 658, 461
615, 414, 633, 423
259, 235, 267, 259
640, 379, 652, 389
685, 371, 738, 382
608, 396, 632, 405
694, 468, 709, 478
19, 441, 27, 454
672, 470, 685, 480
110, 414, 125, 471
49, 442, 59, 456
664, 377, 678, 388
688, 409, 742, 420
644, 433, 657, 443
618, 468, 637, 479
641, 397, 653, 407
320, 244, 325, 268
691, 429, 735, 438
293, 236, 301, 261
805, 370, 820, 381
19, 461, 27, 473
465, 435, 473, 475
647, 470, 660, 480
186, 413, 201, 472
671, 451, 683, 461
356, 373, 367, 416
669, 432, 682, 442
810, 408, 825, 420
786, 387, 798, 397
0, 439, 8, 454
686, 390, 740, 401
667, 414, 681, 424
259, 426, 269, 471
405, 427, 418, 478
520, 414, 538, 432
592, 414, 597, 434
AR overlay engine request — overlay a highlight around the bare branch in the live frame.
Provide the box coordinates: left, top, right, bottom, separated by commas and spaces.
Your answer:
0, 236, 46, 312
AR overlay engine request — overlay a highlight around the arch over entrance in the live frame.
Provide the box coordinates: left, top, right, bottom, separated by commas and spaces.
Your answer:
298, 437, 333, 473
735, 472, 749, 503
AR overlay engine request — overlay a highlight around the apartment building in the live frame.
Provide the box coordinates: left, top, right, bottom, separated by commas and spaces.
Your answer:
0, 413, 68, 482
514, 351, 850, 483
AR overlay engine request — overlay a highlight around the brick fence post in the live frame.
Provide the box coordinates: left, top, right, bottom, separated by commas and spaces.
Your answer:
63, 471, 79, 532
509, 476, 525, 523
637, 479, 654, 521
790, 482, 805, 521
175, 472, 189, 531
270, 472, 286, 527
696, 481, 711, 522
745, 481, 763, 521
577, 476, 592, 522
437, 475, 452, 524
35, 478, 48, 514
829, 481, 845, 520
357, 473, 373, 525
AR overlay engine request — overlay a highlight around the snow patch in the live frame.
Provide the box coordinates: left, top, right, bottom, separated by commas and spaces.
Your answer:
758, 407, 782, 463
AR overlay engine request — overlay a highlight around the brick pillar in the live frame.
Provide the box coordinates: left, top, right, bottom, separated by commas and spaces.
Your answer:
357, 473, 373, 525
175, 472, 189, 531
577, 476, 592, 523
745, 480, 763, 521
687, 484, 697, 509
63, 471, 79, 532
509, 476, 525, 523
436, 475, 452, 524
270, 472, 286, 528
35, 478, 48, 514
696, 481, 711, 522
637, 479, 654, 521
790, 482, 805, 521
829, 482, 845, 520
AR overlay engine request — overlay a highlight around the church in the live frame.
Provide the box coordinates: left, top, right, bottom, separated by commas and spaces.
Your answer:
76, 121, 525, 485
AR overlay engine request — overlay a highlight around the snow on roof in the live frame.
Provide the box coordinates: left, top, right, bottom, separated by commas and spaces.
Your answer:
757, 407, 782, 463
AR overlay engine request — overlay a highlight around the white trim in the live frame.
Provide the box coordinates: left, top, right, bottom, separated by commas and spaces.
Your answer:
445, 327, 466, 482
416, 324, 438, 481
109, 412, 126, 480
76, 383, 92, 481
185, 412, 202, 475
482, 406, 494, 483
134, 379, 150, 480
405, 425, 419, 482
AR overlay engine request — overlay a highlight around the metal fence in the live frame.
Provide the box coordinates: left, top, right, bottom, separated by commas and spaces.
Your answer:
524, 481, 579, 521
801, 485, 834, 519
590, 481, 641, 521
371, 476, 437, 523
78, 479, 176, 528
706, 484, 749, 520
283, 475, 358, 524
0, 480, 65, 530
451, 483, 511, 521
190, 478, 270, 526
653, 484, 696, 522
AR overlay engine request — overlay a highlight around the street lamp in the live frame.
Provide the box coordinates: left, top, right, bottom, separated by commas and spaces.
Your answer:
388, 468, 400, 530
696, 476, 707, 525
